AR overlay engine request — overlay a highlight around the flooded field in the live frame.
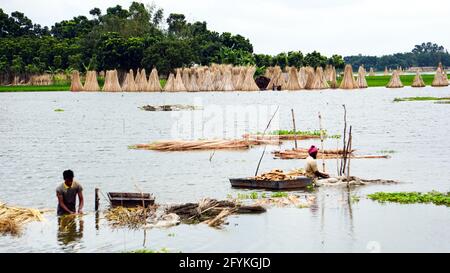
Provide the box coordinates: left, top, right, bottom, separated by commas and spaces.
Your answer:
1, 87, 450, 253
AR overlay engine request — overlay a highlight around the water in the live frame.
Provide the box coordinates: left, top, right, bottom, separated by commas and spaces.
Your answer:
1, 87, 450, 253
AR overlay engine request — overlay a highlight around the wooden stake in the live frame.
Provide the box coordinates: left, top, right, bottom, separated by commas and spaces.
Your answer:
95, 188, 100, 211
291, 109, 298, 149
346, 129, 352, 180
340, 105, 347, 176
318, 112, 325, 172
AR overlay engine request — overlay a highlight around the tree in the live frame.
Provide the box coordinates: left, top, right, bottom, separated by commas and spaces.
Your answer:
328, 54, 345, 69
167, 13, 187, 35
11, 55, 24, 74
287, 51, 303, 67
304, 51, 327, 68
272, 53, 288, 68
89, 8, 101, 18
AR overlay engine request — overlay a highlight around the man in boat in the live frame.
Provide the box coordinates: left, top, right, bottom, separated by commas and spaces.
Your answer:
305, 145, 331, 181
56, 170, 84, 216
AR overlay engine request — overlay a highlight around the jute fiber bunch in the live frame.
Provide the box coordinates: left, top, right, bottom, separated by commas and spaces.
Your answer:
164, 73, 175, 92
240, 66, 260, 91
339, 64, 358, 89
298, 67, 307, 88
122, 69, 138, 92
182, 68, 191, 91
102, 70, 122, 92
173, 68, 187, 92
369, 67, 375, 76
304, 67, 316, 90
70, 70, 84, 91
432, 63, 449, 87
188, 68, 200, 92
329, 66, 337, 89
384, 67, 389, 76
220, 67, 235, 91
147, 68, 162, 92
200, 69, 215, 91
411, 71, 426, 88
83, 71, 100, 91
137, 69, 148, 91
356, 65, 368, 88
310, 67, 329, 89
285, 67, 302, 90
386, 70, 403, 88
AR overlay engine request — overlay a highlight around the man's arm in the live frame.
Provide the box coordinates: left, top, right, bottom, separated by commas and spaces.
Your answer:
77, 191, 84, 214
315, 171, 330, 178
57, 193, 74, 214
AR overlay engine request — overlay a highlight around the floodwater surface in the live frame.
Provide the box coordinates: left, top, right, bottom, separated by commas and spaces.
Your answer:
1, 87, 449, 253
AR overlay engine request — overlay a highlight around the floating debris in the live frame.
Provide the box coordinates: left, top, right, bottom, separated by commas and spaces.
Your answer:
139, 104, 202, 111
0, 202, 46, 236
130, 139, 279, 151
252, 169, 306, 181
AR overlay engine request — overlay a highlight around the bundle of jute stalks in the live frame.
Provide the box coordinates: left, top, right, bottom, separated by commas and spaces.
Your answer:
273, 148, 389, 160
253, 168, 306, 181
130, 138, 280, 151
0, 202, 46, 236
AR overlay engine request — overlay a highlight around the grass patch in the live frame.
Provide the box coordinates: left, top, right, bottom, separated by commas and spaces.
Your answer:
368, 191, 450, 207
127, 248, 170, 253
0, 85, 70, 92
237, 192, 259, 200
260, 129, 341, 139
394, 97, 450, 102
338, 74, 450, 87
54, 108, 64, 112
271, 192, 288, 198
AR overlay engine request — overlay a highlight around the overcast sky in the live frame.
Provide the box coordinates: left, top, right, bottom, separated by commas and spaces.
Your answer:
1, 0, 449, 56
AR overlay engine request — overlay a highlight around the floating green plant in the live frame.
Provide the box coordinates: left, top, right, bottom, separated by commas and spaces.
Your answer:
127, 247, 170, 253
393, 97, 450, 102
271, 192, 288, 198
54, 108, 64, 112
368, 191, 450, 207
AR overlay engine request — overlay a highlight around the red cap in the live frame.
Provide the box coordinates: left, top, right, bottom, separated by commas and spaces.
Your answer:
308, 145, 319, 155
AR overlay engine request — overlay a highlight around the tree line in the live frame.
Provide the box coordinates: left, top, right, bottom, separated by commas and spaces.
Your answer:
0, 2, 448, 84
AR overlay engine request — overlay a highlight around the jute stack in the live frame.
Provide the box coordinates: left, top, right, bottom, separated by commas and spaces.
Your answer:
102, 70, 122, 92
213, 69, 223, 91
285, 67, 302, 90
304, 68, 316, 90
384, 67, 389, 76
137, 69, 148, 91
164, 73, 175, 92
310, 67, 329, 89
356, 65, 368, 88
241, 66, 260, 91
339, 64, 358, 89
182, 68, 191, 91
122, 69, 137, 92
83, 71, 100, 91
298, 67, 307, 88
70, 70, 84, 91
220, 68, 234, 91
188, 70, 200, 92
173, 68, 187, 91
386, 70, 403, 88
369, 67, 375, 76
411, 71, 426, 88
200, 70, 215, 91
147, 68, 162, 92
330, 66, 337, 89
266, 66, 286, 90
432, 63, 449, 87
234, 67, 246, 91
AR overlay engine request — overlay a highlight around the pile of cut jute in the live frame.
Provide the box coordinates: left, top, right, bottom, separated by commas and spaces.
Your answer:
0, 202, 46, 236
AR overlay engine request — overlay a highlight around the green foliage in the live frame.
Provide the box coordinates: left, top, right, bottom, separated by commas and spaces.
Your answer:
128, 248, 170, 253
368, 191, 450, 207
271, 192, 288, 198
54, 108, 64, 112
393, 97, 450, 102
237, 192, 260, 200
304, 51, 328, 68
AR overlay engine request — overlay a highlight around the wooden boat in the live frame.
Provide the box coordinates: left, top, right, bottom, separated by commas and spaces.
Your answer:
229, 177, 312, 190
107, 192, 155, 208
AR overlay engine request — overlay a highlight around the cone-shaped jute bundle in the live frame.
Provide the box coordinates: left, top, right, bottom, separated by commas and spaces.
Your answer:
384, 67, 389, 76
83, 71, 100, 91
310, 67, 329, 89
356, 66, 368, 88
102, 70, 122, 92
386, 70, 403, 88
164, 73, 175, 92
304, 68, 316, 90
411, 71, 425, 88
173, 68, 187, 91
330, 67, 337, 89
298, 67, 307, 88
182, 68, 191, 91
188, 72, 200, 92
339, 65, 358, 89
241, 66, 260, 91
147, 68, 162, 92
200, 70, 215, 91
234, 67, 246, 91
432, 63, 449, 87
122, 69, 138, 92
285, 67, 302, 90
220, 68, 234, 91
137, 69, 148, 91
70, 70, 84, 91
369, 67, 375, 76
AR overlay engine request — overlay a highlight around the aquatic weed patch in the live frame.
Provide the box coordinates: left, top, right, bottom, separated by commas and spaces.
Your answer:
393, 97, 450, 102
368, 191, 450, 207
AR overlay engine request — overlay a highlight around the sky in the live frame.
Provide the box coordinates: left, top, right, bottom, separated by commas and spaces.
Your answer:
1, 0, 449, 56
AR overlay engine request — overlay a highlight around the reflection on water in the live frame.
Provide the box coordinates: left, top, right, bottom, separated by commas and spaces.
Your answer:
57, 215, 84, 249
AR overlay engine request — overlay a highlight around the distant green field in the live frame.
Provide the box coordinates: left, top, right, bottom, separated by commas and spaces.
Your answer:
0, 75, 448, 92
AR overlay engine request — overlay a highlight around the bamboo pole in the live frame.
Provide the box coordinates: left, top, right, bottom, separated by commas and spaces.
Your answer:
291, 109, 298, 149
95, 188, 100, 211
346, 128, 353, 180
318, 112, 325, 172
340, 105, 347, 176
255, 106, 280, 176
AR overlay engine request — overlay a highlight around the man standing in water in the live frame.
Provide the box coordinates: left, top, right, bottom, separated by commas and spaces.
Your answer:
305, 145, 331, 180
56, 170, 84, 215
